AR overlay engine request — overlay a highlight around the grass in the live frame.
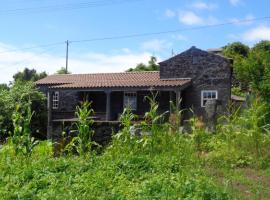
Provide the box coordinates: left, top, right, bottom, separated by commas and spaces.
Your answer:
0, 97, 270, 199
0, 139, 231, 200
206, 166, 270, 199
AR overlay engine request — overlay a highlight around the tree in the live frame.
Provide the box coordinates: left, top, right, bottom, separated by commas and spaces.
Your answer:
223, 42, 250, 89
244, 40, 270, 102
0, 81, 46, 139
127, 56, 159, 72
13, 68, 47, 82
223, 42, 250, 58
252, 40, 270, 53
56, 67, 71, 74
0, 84, 9, 91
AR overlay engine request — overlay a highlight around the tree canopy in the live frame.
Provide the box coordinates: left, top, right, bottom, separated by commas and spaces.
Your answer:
13, 68, 47, 82
127, 56, 159, 72
243, 41, 270, 102
0, 84, 9, 91
56, 67, 71, 74
223, 40, 270, 103
223, 42, 250, 58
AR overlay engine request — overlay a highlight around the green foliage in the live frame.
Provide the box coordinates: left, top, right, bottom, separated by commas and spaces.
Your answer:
127, 56, 159, 72
13, 68, 47, 82
55, 67, 71, 74
0, 84, 9, 91
206, 98, 270, 168
231, 86, 246, 97
115, 107, 137, 144
0, 81, 46, 138
66, 101, 95, 156
10, 102, 39, 156
169, 99, 183, 134
223, 42, 250, 58
223, 40, 270, 104
0, 94, 270, 199
223, 42, 250, 88
244, 41, 270, 103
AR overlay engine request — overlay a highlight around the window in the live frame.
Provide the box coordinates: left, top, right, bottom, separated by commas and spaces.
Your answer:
52, 91, 59, 109
201, 90, 218, 107
124, 92, 137, 110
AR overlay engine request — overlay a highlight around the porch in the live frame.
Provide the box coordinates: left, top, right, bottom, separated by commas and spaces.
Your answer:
51, 90, 183, 122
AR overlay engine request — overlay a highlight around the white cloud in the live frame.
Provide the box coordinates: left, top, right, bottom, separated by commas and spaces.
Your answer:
191, 1, 218, 10
0, 42, 153, 83
243, 25, 270, 41
229, 14, 254, 26
178, 11, 218, 26
229, 0, 241, 6
141, 39, 172, 51
165, 9, 176, 18
171, 34, 188, 41
178, 11, 204, 25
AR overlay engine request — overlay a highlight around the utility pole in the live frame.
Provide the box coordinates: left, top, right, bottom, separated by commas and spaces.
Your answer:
65, 40, 69, 74
171, 49, 175, 57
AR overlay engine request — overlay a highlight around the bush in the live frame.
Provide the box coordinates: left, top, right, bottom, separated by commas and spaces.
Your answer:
0, 81, 46, 139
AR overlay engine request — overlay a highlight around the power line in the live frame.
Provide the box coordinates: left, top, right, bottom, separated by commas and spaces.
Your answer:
0, 16, 269, 55
0, 0, 143, 15
0, 42, 65, 54
70, 16, 270, 43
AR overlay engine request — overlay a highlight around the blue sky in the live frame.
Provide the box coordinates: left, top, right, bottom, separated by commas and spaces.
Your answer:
0, 0, 270, 83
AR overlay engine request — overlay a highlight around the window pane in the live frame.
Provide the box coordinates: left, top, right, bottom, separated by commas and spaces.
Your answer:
52, 92, 59, 109
124, 92, 137, 110
212, 92, 216, 99
203, 92, 207, 98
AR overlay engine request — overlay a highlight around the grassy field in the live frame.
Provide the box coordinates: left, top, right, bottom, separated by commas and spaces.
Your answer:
0, 140, 230, 200
1, 100, 270, 199
0, 130, 269, 200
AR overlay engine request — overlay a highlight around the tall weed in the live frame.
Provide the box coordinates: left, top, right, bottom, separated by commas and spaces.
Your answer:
66, 101, 96, 156
10, 102, 38, 156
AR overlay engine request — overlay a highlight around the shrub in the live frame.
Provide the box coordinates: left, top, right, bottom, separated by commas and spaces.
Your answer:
0, 81, 46, 139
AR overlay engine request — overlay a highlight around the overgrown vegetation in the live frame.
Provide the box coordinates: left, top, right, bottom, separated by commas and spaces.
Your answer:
0, 81, 46, 139
10, 102, 38, 156
66, 101, 97, 156
223, 41, 270, 103
1, 95, 270, 199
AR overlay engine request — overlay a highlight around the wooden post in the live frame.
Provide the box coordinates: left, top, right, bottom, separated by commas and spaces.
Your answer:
47, 90, 53, 140
105, 90, 111, 121
175, 90, 181, 111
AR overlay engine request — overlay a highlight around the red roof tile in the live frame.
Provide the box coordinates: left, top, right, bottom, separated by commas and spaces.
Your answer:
35, 71, 191, 89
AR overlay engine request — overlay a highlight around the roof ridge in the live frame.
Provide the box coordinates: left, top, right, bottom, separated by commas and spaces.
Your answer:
50, 71, 160, 76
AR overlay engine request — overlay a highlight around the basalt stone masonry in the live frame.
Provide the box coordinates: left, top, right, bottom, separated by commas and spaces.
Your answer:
36, 46, 232, 139
159, 46, 232, 118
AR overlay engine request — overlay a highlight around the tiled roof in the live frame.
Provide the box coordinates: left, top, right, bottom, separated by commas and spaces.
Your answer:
35, 71, 191, 89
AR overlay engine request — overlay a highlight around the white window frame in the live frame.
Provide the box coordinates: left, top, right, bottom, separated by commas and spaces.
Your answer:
201, 90, 218, 107
123, 92, 137, 111
52, 91, 59, 110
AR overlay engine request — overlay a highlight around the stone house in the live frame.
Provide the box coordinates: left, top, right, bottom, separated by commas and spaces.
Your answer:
36, 46, 232, 138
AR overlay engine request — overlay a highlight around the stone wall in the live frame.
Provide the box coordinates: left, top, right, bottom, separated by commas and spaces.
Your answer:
52, 90, 79, 120
159, 46, 232, 118
52, 121, 121, 146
